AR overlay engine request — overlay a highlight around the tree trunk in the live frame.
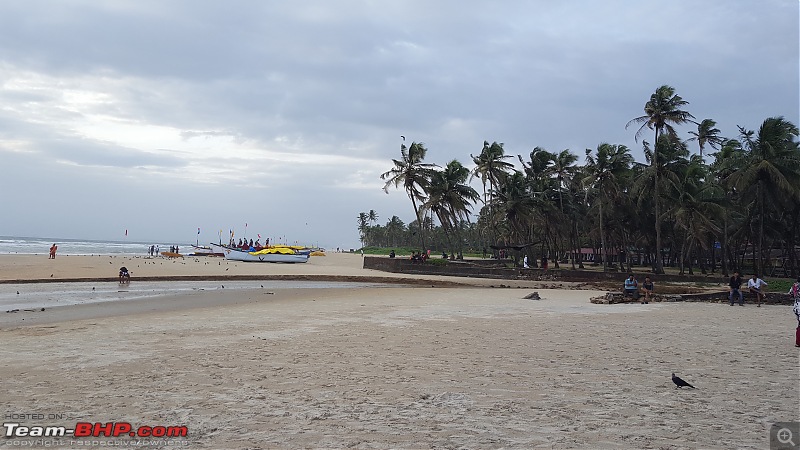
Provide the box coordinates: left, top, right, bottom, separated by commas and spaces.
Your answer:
599, 200, 608, 272
653, 128, 665, 274
409, 193, 426, 252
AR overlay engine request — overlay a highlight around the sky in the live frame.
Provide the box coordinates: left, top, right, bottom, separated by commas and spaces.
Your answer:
0, 1, 797, 249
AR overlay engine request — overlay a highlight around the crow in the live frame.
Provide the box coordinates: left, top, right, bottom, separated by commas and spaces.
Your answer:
672, 373, 696, 389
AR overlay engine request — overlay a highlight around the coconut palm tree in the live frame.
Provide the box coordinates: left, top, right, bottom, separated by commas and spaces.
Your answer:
471, 141, 514, 249
708, 138, 746, 275
730, 116, 800, 274
547, 149, 579, 267
666, 155, 724, 274
424, 160, 480, 258
381, 141, 438, 252
688, 118, 724, 159
356, 212, 369, 248
384, 216, 405, 247
584, 143, 634, 271
626, 85, 695, 274
491, 170, 537, 254
367, 209, 379, 226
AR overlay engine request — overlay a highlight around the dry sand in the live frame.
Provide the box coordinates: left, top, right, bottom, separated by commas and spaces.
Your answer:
0, 253, 798, 449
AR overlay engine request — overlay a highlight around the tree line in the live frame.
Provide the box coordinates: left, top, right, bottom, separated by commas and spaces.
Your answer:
359, 85, 800, 277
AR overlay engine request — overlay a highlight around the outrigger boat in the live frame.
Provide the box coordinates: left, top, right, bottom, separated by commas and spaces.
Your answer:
209, 243, 309, 263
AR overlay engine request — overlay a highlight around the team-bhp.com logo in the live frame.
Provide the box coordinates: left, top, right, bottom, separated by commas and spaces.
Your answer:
4, 422, 188, 438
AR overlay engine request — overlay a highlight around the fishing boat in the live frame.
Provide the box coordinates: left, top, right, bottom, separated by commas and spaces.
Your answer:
210, 243, 309, 263
189, 245, 223, 257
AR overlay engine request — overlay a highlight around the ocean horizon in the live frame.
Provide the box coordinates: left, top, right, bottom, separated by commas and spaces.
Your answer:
0, 235, 195, 256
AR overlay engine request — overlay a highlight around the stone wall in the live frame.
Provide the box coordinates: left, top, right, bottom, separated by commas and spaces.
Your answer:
589, 291, 793, 305
363, 257, 795, 306
363, 256, 730, 284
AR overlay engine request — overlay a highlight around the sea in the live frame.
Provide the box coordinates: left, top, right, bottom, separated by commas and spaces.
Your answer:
0, 235, 190, 256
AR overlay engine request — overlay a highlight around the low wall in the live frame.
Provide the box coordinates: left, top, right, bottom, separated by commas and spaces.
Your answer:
364, 256, 795, 305
590, 291, 793, 305
363, 256, 730, 284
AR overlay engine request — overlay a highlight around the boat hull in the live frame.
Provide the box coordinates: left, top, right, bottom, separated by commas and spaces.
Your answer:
210, 243, 310, 263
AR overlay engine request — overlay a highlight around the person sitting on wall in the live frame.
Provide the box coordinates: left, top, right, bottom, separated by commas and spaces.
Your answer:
623, 274, 639, 300
389, 250, 396, 258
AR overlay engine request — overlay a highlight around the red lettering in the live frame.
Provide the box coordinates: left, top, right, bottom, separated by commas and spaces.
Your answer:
93, 422, 114, 437
73, 422, 92, 437
138, 426, 151, 437
113, 422, 132, 437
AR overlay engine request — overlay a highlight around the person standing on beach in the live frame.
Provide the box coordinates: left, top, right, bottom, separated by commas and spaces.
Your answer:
729, 270, 744, 306
49, 244, 57, 259
747, 273, 768, 307
787, 277, 800, 347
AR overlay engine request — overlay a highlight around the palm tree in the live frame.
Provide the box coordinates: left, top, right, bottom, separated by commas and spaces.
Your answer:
492, 170, 537, 253
381, 141, 438, 252
356, 212, 369, 249
471, 141, 514, 248
731, 117, 800, 274
584, 143, 634, 271
667, 155, 724, 274
517, 147, 557, 265
626, 85, 695, 273
384, 216, 406, 247
709, 138, 746, 275
367, 209, 379, 226
548, 149, 578, 267
424, 160, 480, 258
688, 118, 724, 159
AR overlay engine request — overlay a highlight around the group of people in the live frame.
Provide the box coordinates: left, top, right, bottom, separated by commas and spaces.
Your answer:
522, 255, 549, 269
410, 251, 429, 263
623, 274, 655, 304
728, 271, 770, 307
48, 244, 58, 259
147, 245, 159, 256
230, 238, 269, 252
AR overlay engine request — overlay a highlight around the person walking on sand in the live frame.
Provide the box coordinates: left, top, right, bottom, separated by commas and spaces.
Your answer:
640, 276, 654, 304
747, 273, 768, 307
788, 277, 800, 347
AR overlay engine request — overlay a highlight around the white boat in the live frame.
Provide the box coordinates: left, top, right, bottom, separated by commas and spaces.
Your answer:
190, 245, 223, 256
210, 243, 310, 263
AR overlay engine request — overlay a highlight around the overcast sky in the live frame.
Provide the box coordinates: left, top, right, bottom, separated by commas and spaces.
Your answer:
0, 1, 797, 249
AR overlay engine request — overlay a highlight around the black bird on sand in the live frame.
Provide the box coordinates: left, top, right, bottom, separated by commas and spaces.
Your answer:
672, 373, 696, 389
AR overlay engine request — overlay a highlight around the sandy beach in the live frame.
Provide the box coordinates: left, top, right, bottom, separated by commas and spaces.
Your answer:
1, 253, 797, 449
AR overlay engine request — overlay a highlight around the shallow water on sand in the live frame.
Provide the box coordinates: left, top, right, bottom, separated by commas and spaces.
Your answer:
1, 280, 391, 311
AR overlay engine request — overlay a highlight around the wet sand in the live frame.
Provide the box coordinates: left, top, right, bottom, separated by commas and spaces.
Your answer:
0, 253, 797, 448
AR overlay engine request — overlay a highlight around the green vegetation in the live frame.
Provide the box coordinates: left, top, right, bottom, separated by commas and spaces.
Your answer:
359, 85, 800, 278
766, 278, 796, 294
